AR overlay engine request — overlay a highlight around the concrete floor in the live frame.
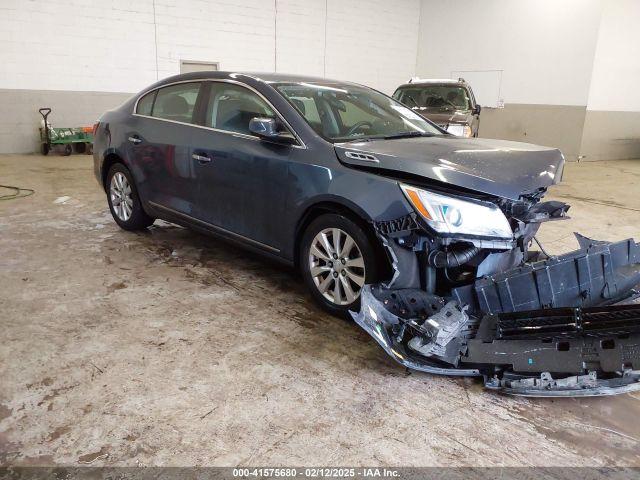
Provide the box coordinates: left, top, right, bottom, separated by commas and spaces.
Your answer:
1, 154, 640, 467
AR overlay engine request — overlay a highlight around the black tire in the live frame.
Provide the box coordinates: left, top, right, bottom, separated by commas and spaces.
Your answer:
106, 163, 154, 231
62, 144, 72, 156
73, 142, 86, 154
41, 143, 49, 156
85, 143, 93, 155
300, 213, 379, 318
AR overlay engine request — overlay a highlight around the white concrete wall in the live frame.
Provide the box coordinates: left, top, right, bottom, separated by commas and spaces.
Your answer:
585, 0, 640, 112
579, 0, 640, 160
415, 0, 613, 161
0, 0, 419, 96
416, 0, 603, 106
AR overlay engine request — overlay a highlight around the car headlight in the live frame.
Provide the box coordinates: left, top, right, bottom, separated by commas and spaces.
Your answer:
446, 124, 473, 137
400, 184, 513, 239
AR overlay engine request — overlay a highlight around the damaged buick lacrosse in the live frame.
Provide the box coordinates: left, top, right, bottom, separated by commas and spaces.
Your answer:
94, 72, 640, 397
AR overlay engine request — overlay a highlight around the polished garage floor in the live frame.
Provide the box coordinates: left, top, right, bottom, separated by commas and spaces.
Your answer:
1, 154, 639, 467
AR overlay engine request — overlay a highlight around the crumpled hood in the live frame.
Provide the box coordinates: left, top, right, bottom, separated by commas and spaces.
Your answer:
335, 136, 564, 200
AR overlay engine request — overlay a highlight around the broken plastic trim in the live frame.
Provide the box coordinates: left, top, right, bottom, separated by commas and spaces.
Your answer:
353, 236, 640, 396
485, 371, 640, 397
353, 287, 640, 396
351, 286, 481, 377
454, 235, 640, 315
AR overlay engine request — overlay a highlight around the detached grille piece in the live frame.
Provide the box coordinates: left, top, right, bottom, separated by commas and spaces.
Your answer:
496, 303, 640, 340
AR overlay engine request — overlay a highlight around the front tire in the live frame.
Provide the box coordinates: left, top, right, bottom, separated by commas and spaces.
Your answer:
106, 163, 154, 231
300, 213, 379, 318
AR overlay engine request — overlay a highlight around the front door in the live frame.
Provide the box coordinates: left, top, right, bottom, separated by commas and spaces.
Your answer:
190, 82, 297, 252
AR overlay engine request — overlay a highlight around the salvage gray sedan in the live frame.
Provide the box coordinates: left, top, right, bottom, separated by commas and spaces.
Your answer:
93, 71, 640, 396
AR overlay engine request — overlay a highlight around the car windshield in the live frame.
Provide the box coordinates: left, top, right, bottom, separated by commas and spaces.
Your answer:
393, 85, 472, 111
274, 82, 442, 142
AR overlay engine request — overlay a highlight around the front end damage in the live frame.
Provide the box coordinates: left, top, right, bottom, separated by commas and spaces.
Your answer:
353, 198, 640, 396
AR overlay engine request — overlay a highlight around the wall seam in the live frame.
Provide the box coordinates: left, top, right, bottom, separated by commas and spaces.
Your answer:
274, 0, 278, 72
152, 0, 159, 80
323, 0, 328, 77
577, 0, 606, 160
414, 0, 422, 76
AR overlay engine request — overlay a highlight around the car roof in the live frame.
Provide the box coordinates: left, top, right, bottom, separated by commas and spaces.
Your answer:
150, 71, 360, 88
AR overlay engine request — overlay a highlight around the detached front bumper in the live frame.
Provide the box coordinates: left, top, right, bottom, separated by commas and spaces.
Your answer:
353, 286, 482, 377
352, 236, 640, 397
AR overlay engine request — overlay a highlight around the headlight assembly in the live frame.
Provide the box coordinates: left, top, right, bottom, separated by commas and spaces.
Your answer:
446, 124, 473, 137
400, 184, 513, 239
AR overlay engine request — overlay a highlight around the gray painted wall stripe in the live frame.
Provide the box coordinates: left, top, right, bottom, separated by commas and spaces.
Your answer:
0, 89, 638, 161
0, 89, 132, 154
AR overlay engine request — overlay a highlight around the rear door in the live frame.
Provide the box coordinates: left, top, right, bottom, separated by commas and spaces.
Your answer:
129, 81, 204, 216
190, 81, 298, 253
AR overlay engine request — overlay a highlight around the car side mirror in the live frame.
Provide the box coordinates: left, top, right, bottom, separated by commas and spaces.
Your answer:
249, 117, 296, 145
473, 104, 482, 115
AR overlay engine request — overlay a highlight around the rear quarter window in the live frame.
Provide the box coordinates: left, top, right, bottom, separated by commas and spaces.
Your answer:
136, 91, 156, 116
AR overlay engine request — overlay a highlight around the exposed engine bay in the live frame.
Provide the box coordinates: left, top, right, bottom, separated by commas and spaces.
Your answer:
353, 187, 640, 397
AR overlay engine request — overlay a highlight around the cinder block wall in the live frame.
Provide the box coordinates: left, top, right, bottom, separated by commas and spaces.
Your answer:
0, 0, 420, 153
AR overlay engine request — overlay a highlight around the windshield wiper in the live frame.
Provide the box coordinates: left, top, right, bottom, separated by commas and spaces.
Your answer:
381, 131, 431, 140
340, 131, 432, 143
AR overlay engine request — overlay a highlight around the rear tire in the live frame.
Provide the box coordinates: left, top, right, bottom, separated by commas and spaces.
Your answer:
41, 143, 49, 156
300, 213, 379, 318
62, 144, 72, 156
106, 163, 154, 231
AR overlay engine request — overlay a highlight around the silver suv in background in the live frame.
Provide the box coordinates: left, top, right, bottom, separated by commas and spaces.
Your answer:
393, 78, 481, 137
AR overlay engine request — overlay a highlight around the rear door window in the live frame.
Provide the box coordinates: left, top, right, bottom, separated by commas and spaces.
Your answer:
151, 82, 202, 124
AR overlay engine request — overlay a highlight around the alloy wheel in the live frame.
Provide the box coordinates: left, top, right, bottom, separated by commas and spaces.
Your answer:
308, 228, 366, 306
110, 172, 133, 222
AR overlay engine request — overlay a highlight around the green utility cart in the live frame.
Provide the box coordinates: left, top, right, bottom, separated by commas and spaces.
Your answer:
39, 108, 94, 156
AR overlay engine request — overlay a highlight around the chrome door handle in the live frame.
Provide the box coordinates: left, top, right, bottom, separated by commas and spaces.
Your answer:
192, 153, 211, 164
128, 136, 142, 144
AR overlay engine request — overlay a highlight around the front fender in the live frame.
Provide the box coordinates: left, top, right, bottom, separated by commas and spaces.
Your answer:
283, 162, 415, 260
